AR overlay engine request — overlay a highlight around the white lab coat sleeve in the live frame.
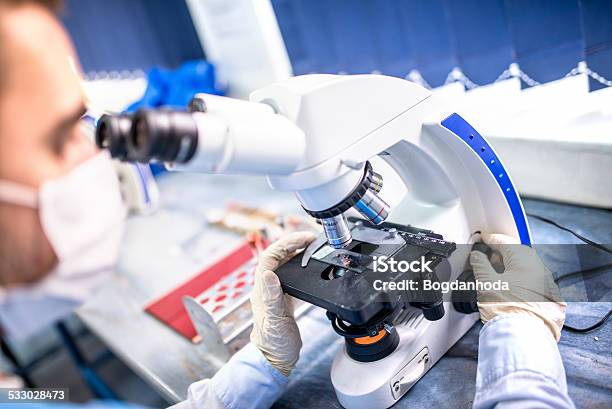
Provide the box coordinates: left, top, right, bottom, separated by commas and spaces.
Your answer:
473, 314, 575, 409
168, 342, 289, 409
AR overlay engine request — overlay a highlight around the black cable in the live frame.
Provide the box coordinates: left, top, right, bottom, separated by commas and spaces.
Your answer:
554, 263, 612, 284
526, 213, 612, 254
563, 309, 612, 334
557, 263, 612, 333
555, 262, 612, 334
525, 213, 612, 333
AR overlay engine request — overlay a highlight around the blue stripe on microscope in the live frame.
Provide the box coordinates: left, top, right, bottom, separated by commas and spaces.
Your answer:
441, 113, 531, 245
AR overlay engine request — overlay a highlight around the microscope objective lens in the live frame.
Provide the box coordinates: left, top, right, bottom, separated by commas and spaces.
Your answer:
320, 214, 352, 249
354, 188, 390, 225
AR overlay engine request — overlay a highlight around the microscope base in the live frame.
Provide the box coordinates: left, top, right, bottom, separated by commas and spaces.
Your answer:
331, 303, 479, 409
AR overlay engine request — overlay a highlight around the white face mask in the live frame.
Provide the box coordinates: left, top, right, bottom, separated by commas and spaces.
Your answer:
0, 151, 126, 340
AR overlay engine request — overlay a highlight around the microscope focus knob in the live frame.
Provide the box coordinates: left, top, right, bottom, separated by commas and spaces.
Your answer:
422, 302, 445, 321
452, 243, 492, 314
452, 269, 479, 314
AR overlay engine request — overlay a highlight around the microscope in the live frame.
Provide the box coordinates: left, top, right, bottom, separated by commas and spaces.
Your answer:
97, 74, 531, 409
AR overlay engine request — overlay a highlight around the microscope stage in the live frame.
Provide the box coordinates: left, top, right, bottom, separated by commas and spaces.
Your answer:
276, 221, 456, 326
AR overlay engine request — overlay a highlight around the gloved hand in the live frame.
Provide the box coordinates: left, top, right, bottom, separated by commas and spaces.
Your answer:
470, 233, 566, 342
250, 231, 316, 376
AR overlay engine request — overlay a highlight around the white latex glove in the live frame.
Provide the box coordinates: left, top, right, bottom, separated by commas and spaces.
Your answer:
250, 231, 316, 376
470, 233, 566, 342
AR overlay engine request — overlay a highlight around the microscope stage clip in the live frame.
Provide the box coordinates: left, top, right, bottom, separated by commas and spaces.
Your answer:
301, 233, 329, 267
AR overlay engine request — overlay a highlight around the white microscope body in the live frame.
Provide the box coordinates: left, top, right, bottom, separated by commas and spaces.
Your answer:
132, 74, 532, 408
252, 75, 530, 408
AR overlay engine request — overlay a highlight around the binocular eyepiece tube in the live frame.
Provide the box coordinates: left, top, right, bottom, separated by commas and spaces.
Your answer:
95, 100, 391, 251
95, 96, 305, 176
95, 110, 199, 164
95, 113, 133, 160
130, 110, 199, 164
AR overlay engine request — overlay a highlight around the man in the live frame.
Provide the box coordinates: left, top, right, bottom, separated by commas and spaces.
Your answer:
0, 1, 574, 408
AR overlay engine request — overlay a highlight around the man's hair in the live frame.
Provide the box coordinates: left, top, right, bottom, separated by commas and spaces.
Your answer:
0, 0, 64, 91
0, 0, 62, 11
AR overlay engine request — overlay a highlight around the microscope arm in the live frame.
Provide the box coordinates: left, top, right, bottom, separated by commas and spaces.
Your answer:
98, 74, 528, 250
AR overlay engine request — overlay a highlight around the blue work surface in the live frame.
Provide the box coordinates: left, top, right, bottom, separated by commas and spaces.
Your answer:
78, 173, 611, 408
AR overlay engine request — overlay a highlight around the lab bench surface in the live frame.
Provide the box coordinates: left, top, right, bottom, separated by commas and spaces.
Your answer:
77, 173, 611, 408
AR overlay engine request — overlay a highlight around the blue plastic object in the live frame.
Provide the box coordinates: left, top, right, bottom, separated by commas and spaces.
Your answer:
126, 60, 224, 176
127, 60, 224, 112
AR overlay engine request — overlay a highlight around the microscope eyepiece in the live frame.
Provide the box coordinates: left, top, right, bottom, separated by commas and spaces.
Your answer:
95, 113, 133, 160
129, 109, 199, 164
94, 110, 198, 164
